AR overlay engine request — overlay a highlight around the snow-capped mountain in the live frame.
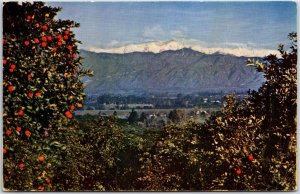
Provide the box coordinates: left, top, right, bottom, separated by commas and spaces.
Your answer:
86, 40, 279, 57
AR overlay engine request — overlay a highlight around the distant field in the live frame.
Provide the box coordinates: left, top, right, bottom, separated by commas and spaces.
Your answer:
74, 107, 222, 119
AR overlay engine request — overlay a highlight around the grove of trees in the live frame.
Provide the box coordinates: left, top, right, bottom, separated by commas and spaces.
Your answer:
3, 2, 297, 191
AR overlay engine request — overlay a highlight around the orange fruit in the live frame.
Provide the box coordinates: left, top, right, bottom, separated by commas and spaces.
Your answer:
10, 64, 16, 69
46, 178, 51, 184
24, 40, 30, 46
19, 163, 25, 169
65, 111, 73, 119
236, 168, 241, 175
17, 110, 24, 116
8, 85, 14, 92
34, 38, 40, 44
6, 129, 12, 135
42, 25, 48, 31
248, 154, 254, 161
41, 42, 47, 47
35, 91, 41, 97
25, 130, 31, 137
70, 105, 76, 110
16, 126, 22, 132
38, 156, 45, 162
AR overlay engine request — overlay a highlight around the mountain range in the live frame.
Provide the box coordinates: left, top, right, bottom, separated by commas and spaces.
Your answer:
80, 47, 265, 96
87, 40, 278, 57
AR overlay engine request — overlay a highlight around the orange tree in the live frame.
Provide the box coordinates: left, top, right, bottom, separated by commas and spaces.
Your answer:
199, 95, 267, 190
247, 32, 297, 190
201, 33, 297, 190
3, 2, 92, 191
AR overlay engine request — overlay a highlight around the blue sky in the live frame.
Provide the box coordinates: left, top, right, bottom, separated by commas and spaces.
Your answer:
48, 2, 297, 50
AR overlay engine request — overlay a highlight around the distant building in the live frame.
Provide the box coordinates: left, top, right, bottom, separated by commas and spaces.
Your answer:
127, 104, 154, 109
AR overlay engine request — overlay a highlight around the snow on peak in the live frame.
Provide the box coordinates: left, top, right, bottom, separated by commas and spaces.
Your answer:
87, 40, 279, 57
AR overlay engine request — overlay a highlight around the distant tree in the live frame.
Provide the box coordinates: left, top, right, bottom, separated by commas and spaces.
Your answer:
168, 109, 185, 123
139, 112, 147, 122
128, 109, 139, 124
113, 110, 117, 117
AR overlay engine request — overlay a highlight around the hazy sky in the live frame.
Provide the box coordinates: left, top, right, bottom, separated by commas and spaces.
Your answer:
48, 2, 297, 50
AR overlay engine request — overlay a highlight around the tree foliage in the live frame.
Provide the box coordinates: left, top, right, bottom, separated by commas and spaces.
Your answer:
57, 116, 145, 191
128, 109, 139, 124
3, 2, 92, 191
168, 109, 185, 123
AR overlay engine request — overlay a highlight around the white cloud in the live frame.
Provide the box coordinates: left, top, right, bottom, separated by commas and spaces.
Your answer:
170, 30, 185, 38
142, 25, 165, 38
142, 25, 188, 41
108, 40, 120, 47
